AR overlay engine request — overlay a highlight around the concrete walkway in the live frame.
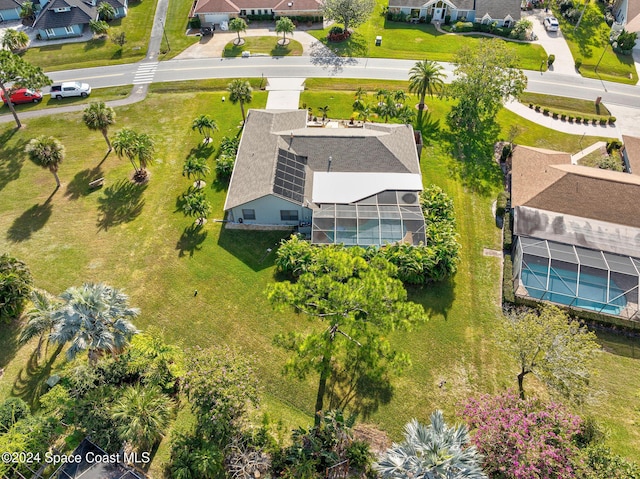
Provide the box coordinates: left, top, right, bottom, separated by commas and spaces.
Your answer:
265, 77, 305, 109
522, 10, 578, 76
504, 100, 620, 138
571, 141, 607, 164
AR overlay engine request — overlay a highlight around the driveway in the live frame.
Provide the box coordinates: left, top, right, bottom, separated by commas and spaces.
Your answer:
523, 10, 578, 75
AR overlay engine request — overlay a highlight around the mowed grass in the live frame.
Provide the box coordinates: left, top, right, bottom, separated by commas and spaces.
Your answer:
0, 83, 638, 464
519, 92, 612, 117
307, 0, 548, 70
21, 0, 155, 71
556, 0, 637, 84
223, 37, 303, 57
161, 0, 200, 60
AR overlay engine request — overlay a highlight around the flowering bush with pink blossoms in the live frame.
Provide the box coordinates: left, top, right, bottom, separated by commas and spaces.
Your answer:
462, 390, 582, 479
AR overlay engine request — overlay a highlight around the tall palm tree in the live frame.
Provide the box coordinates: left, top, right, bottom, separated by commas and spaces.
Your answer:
112, 128, 155, 181
229, 18, 247, 44
318, 105, 330, 123
375, 411, 487, 479
1, 29, 30, 53
111, 384, 173, 451
49, 282, 139, 366
409, 59, 445, 112
19, 289, 61, 362
227, 79, 253, 125
24, 136, 65, 189
183, 156, 210, 189
83, 102, 116, 151
191, 115, 218, 143
275, 17, 295, 44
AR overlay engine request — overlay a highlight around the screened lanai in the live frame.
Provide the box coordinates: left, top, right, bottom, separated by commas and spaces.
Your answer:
513, 236, 640, 319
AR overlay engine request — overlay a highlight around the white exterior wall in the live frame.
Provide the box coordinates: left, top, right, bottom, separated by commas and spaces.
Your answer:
229, 195, 312, 226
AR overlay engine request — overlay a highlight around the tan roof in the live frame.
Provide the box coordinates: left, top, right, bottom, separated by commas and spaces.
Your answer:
622, 135, 640, 174
193, 0, 238, 14
511, 144, 640, 229
627, 0, 640, 32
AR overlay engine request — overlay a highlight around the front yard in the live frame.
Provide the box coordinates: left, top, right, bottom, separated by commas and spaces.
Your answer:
0, 81, 638, 475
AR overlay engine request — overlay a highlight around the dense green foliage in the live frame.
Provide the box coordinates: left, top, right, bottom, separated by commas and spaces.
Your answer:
321, 0, 376, 32
0, 398, 30, 433
83, 102, 116, 151
0, 254, 33, 322
25, 136, 66, 189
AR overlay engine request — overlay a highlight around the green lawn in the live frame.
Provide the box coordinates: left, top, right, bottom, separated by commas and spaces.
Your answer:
519, 92, 611, 118
308, 0, 548, 70
22, 0, 156, 71
223, 37, 303, 57
0, 82, 638, 469
555, 0, 637, 84
161, 0, 200, 60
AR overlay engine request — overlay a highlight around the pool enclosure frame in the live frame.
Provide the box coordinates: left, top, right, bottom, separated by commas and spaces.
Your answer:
513, 236, 640, 320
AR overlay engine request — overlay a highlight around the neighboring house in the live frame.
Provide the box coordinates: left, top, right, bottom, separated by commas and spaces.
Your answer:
223, 109, 427, 247
190, 0, 322, 26
49, 437, 145, 479
613, 0, 640, 36
32, 0, 127, 40
387, 0, 520, 26
0, 0, 22, 21
510, 144, 640, 321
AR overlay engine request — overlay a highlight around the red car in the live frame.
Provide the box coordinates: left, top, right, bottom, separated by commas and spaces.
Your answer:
1, 88, 43, 105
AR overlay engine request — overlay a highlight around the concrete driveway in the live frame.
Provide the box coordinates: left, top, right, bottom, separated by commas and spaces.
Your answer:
523, 10, 578, 75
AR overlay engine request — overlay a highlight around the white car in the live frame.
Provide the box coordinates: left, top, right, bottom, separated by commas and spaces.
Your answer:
50, 82, 92, 99
544, 16, 559, 32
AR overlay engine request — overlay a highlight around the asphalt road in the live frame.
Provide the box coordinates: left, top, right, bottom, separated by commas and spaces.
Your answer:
42, 56, 640, 109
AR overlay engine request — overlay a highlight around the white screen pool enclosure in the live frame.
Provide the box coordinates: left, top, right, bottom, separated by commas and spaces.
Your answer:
513, 236, 640, 319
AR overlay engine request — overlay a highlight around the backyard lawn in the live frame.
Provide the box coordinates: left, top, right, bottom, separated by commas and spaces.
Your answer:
308, 0, 548, 70
0, 82, 638, 473
21, 0, 156, 71
555, 0, 637, 84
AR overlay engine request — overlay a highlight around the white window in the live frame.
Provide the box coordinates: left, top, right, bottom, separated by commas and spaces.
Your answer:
242, 209, 256, 220
45, 28, 56, 37
65, 26, 74, 34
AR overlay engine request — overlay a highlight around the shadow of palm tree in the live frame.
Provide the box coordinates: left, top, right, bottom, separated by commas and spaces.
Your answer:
188, 142, 215, 159
0, 317, 23, 370
96, 179, 146, 231
0, 129, 25, 193
11, 343, 63, 409
65, 166, 104, 200
6, 200, 53, 242
176, 224, 208, 257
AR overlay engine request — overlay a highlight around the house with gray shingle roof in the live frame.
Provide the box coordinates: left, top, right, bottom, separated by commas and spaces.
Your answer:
224, 109, 427, 247
32, 0, 127, 40
0, 0, 23, 21
387, 0, 520, 26
510, 144, 640, 321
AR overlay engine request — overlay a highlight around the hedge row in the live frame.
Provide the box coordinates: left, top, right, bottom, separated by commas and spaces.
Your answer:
528, 104, 615, 124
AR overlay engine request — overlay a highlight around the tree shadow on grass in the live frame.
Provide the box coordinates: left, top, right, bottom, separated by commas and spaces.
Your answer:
12, 343, 63, 409
0, 129, 26, 193
407, 277, 456, 321
309, 40, 359, 74
65, 166, 104, 200
188, 142, 215, 160
96, 179, 146, 231
176, 224, 208, 257
6, 199, 53, 243
0, 317, 23, 370
217, 226, 290, 272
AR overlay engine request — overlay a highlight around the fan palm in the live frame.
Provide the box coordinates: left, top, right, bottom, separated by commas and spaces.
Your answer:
1, 29, 30, 53
227, 79, 253, 125
24, 136, 65, 189
49, 283, 139, 366
19, 289, 61, 361
111, 384, 173, 451
191, 115, 218, 143
97, 1, 116, 21
83, 102, 116, 151
318, 105, 330, 123
409, 59, 445, 112
375, 411, 487, 479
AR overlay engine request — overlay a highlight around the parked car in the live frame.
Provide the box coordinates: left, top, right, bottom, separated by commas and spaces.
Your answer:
0, 88, 43, 105
544, 16, 559, 32
50, 82, 92, 99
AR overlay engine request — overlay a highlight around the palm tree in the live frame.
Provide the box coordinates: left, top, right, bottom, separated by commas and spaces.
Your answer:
318, 105, 330, 123
375, 411, 487, 479
409, 59, 445, 112
374, 95, 398, 123
376, 88, 390, 103
356, 104, 375, 123
19, 1, 35, 24
191, 115, 218, 143
227, 79, 253, 125
1, 29, 30, 53
183, 156, 210, 189
181, 190, 212, 226
89, 19, 110, 37
229, 18, 247, 44
83, 102, 116, 151
275, 17, 295, 44
393, 89, 407, 107
97, 1, 116, 21
112, 128, 155, 181
355, 87, 367, 100
24, 136, 65, 189
111, 384, 173, 451
397, 105, 416, 125
19, 289, 61, 362
49, 282, 139, 366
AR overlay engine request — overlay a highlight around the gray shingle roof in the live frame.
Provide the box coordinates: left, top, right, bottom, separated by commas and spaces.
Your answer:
0, 0, 21, 11
224, 110, 421, 210
474, 0, 520, 20
33, 0, 125, 30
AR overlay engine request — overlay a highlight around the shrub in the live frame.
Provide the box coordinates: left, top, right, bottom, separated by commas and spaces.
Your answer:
547, 54, 555, 66
188, 16, 201, 28
444, 14, 451, 24
553, 112, 559, 119
275, 234, 315, 276
609, 116, 616, 124
215, 154, 235, 179
503, 209, 513, 251
561, 113, 566, 120
575, 57, 582, 69
535, 105, 541, 112
0, 398, 30, 432
559, 0, 574, 13
503, 253, 515, 303
599, 118, 607, 125
543, 108, 550, 115
496, 190, 509, 217
614, 29, 637, 52
607, 140, 622, 152
0, 254, 33, 322
500, 144, 513, 162
575, 115, 582, 122
597, 154, 623, 172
